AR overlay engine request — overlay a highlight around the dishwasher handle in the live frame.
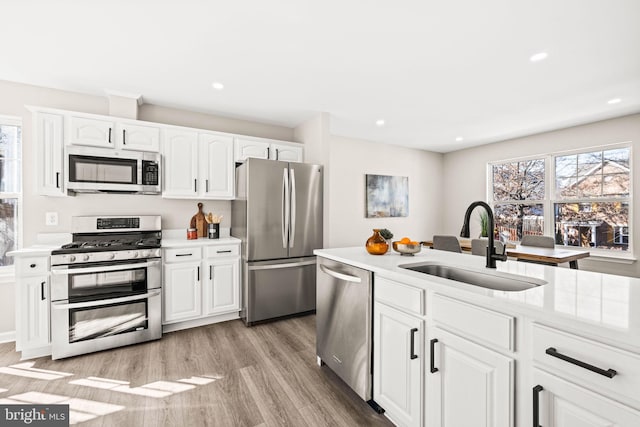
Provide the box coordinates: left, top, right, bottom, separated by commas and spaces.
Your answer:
319, 264, 362, 283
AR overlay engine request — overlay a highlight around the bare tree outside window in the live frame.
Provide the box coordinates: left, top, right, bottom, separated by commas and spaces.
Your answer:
491, 159, 545, 241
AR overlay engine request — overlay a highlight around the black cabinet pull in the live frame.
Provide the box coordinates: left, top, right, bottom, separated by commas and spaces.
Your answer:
108, 127, 112, 143
409, 328, 418, 360
275, 148, 279, 160
56, 172, 60, 188
176, 253, 193, 257
206, 180, 209, 192
545, 347, 617, 378
194, 179, 197, 192
122, 129, 126, 145
216, 250, 232, 253
30, 263, 36, 268
197, 266, 200, 281
40, 281, 46, 301
267, 147, 270, 159
430, 338, 439, 373
209, 265, 212, 280
533, 385, 543, 427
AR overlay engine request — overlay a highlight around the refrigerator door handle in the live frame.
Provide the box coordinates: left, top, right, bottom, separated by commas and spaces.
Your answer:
248, 260, 316, 271
282, 168, 289, 249
290, 168, 296, 248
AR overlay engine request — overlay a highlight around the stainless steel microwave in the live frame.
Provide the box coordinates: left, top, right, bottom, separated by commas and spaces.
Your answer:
65, 146, 161, 194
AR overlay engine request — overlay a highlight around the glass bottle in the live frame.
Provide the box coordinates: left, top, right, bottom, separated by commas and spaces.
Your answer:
366, 229, 389, 255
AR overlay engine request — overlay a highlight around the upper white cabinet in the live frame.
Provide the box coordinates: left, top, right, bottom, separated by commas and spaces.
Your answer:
235, 137, 303, 163
68, 115, 160, 152
34, 112, 65, 197
162, 129, 234, 199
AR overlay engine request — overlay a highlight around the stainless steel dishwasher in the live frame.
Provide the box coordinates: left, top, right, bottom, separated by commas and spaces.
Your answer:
316, 257, 375, 405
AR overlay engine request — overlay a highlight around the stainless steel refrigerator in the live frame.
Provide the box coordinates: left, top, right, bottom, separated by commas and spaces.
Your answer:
232, 157, 323, 325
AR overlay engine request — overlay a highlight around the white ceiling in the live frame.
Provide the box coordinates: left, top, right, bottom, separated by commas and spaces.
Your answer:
2, 0, 639, 152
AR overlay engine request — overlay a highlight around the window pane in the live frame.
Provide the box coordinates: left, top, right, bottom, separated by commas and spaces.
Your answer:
602, 173, 629, 196
0, 125, 21, 160
0, 198, 18, 266
556, 177, 578, 198
604, 148, 629, 166
577, 151, 602, 176
492, 159, 545, 201
555, 155, 576, 178
0, 159, 21, 193
494, 203, 544, 241
554, 202, 629, 250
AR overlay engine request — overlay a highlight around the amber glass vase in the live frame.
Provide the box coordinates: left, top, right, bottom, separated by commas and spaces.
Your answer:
366, 229, 389, 255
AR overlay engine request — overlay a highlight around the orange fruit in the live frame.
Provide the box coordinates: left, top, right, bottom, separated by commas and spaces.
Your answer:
400, 237, 411, 244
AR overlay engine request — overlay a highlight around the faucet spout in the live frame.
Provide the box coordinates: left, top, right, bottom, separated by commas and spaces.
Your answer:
460, 201, 506, 268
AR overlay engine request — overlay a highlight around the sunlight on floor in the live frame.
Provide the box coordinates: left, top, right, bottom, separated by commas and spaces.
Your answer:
69, 374, 222, 398
0, 362, 74, 381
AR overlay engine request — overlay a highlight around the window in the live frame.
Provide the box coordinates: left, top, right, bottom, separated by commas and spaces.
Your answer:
489, 144, 632, 254
0, 116, 21, 267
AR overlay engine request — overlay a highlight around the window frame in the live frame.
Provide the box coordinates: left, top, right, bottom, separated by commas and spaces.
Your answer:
0, 114, 23, 273
487, 142, 633, 258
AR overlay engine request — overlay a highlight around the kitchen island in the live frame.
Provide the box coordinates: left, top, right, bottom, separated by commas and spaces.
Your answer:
315, 247, 640, 427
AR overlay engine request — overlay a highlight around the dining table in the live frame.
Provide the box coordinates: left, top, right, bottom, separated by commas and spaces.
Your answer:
421, 238, 590, 269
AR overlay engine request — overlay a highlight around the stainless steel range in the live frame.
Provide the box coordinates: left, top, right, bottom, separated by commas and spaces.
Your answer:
50, 215, 162, 360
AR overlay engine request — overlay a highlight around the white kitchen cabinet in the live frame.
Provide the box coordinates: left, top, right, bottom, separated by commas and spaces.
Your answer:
234, 137, 303, 163
34, 112, 66, 196
163, 261, 202, 323
532, 368, 640, 427
14, 255, 51, 359
373, 301, 423, 427
427, 326, 514, 427
162, 242, 240, 330
69, 115, 160, 152
163, 130, 234, 199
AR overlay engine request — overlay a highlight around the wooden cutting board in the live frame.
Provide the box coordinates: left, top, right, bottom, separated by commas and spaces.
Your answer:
190, 202, 207, 238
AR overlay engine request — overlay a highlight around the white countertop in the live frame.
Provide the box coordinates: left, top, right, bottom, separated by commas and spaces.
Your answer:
315, 246, 640, 352
7, 245, 60, 257
162, 236, 241, 248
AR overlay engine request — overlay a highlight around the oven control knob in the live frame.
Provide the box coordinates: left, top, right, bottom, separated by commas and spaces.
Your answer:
68, 255, 76, 262
141, 250, 149, 258
107, 253, 115, 260
132, 252, 139, 258
82, 254, 90, 262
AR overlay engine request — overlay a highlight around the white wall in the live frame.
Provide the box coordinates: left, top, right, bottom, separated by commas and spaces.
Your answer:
327, 134, 443, 248
442, 113, 640, 277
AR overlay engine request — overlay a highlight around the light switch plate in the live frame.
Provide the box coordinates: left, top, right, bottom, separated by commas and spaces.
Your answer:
45, 212, 58, 226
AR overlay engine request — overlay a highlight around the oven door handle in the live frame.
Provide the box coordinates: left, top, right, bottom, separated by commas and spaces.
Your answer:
51, 289, 161, 310
50, 260, 161, 276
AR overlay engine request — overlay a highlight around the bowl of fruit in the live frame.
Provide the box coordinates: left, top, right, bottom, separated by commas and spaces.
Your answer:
392, 237, 422, 256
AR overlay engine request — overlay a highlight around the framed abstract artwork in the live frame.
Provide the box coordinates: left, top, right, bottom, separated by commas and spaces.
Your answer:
365, 174, 408, 218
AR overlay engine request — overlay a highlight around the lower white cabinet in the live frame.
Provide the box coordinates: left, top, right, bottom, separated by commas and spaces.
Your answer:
427, 326, 514, 427
533, 368, 640, 426
13, 255, 51, 358
373, 300, 423, 427
162, 243, 240, 329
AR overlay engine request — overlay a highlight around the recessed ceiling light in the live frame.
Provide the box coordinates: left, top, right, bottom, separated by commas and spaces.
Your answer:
607, 98, 621, 105
211, 82, 224, 90
455, 137, 464, 142
375, 119, 385, 127
529, 52, 548, 62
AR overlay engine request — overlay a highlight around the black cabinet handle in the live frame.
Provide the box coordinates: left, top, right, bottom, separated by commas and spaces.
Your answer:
30, 263, 36, 268
40, 281, 46, 301
209, 265, 212, 280
176, 253, 193, 257
56, 172, 60, 188
409, 328, 418, 360
216, 250, 232, 253
206, 179, 209, 192
197, 266, 200, 281
275, 148, 279, 160
122, 129, 126, 145
194, 179, 197, 192
430, 338, 439, 373
108, 127, 112, 143
533, 385, 543, 427
545, 347, 617, 378
267, 147, 270, 159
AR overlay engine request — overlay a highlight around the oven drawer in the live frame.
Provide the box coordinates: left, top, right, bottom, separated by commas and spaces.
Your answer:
204, 244, 239, 258
164, 248, 203, 263
16, 256, 50, 277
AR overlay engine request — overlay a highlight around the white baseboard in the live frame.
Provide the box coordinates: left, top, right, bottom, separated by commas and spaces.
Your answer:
162, 311, 240, 334
0, 330, 16, 344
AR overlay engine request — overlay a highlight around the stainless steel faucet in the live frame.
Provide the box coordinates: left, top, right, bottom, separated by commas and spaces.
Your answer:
460, 201, 507, 268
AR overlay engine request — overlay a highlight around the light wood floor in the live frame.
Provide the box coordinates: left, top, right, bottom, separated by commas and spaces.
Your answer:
0, 315, 393, 426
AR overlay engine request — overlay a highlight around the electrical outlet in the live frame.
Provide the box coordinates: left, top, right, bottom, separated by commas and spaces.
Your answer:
45, 212, 58, 226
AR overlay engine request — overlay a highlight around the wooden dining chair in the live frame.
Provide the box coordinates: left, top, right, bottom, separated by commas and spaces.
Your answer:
432, 235, 462, 253
520, 235, 555, 248
471, 239, 505, 257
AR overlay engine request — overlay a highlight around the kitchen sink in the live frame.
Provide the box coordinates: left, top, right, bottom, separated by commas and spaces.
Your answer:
400, 262, 546, 292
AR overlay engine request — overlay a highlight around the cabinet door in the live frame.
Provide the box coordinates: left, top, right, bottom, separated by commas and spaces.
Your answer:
199, 132, 234, 199
163, 262, 202, 323
116, 123, 160, 152
203, 258, 240, 316
373, 301, 422, 427
234, 137, 270, 162
270, 142, 303, 163
68, 116, 115, 148
533, 369, 640, 427
162, 128, 199, 198
428, 327, 514, 427
35, 112, 66, 196
18, 276, 50, 350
